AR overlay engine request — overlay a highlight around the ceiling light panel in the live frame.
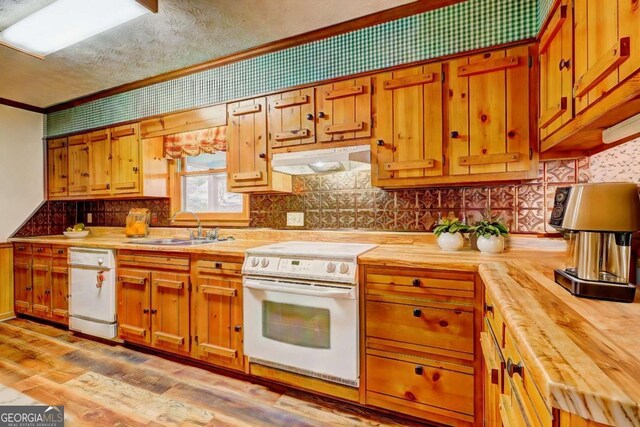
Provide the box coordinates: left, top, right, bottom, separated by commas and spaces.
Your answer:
0, 0, 151, 56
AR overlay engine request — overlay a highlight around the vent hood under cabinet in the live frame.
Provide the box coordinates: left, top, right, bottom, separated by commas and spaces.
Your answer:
271, 145, 370, 175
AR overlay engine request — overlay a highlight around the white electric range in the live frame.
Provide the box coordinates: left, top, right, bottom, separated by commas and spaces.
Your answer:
242, 241, 377, 387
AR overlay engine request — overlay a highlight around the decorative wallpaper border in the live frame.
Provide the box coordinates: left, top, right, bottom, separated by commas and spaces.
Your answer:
46, 0, 537, 137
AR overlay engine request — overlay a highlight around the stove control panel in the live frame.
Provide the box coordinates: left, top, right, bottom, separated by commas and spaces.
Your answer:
242, 256, 357, 283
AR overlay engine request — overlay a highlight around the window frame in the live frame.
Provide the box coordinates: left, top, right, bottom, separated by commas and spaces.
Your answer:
169, 157, 250, 227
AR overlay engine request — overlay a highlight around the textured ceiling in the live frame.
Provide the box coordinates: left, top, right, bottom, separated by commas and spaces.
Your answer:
0, 0, 414, 108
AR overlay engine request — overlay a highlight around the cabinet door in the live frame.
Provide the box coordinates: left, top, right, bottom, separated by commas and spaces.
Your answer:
117, 269, 151, 344
267, 88, 315, 148
539, 1, 573, 139
111, 124, 141, 195
31, 256, 51, 318
67, 134, 90, 197
13, 256, 32, 314
316, 77, 372, 142
619, 0, 640, 81
574, 0, 628, 113
448, 45, 532, 176
192, 276, 243, 370
50, 257, 69, 324
375, 63, 444, 182
88, 129, 112, 196
227, 98, 269, 189
47, 138, 68, 199
150, 271, 190, 354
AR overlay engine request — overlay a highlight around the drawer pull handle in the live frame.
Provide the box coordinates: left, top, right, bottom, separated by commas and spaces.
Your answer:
143, 308, 149, 314
234, 325, 242, 332
215, 262, 223, 269
507, 358, 524, 378
484, 303, 494, 314
57, 249, 64, 254
151, 309, 157, 315
412, 308, 422, 317
414, 365, 423, 375
411, 278, 421, 287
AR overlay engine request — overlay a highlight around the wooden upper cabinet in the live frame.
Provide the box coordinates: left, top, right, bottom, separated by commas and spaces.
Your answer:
573, 0, 632, 114
539, 0, 573, 139
140, 104, 226, 139
267, 88, 315, 148
316, 77, 372, 143
372, 63, 444, 187
67, 134, 90, 197
88, 129, 112, 196
448, 45, 535, 178
111, 123, 141, 195
47, 138, 68, 199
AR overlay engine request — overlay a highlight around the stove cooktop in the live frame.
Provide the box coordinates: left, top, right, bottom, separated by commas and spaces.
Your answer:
245, 241, 377, 259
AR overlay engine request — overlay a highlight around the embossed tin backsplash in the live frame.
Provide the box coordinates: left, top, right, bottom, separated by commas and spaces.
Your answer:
249, 159, 591, 233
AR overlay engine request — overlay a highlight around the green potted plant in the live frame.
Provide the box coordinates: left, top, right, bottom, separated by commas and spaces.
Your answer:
470, 217, 509, 254
433, 218, 469, 251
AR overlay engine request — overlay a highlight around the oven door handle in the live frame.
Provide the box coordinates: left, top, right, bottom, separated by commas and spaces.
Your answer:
244, 280, 355, 299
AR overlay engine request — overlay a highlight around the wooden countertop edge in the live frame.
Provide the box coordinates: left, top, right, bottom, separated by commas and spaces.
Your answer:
479, 263, 640, 427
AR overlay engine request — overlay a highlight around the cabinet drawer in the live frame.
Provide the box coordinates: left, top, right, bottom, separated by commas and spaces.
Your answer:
503, 326, 552, 427
13, 243, 32, 255
366, 267, 475, 303
117, 251, 190, 271
195, 258, 242, 277
32, 245, 52, 256
366, 354, 474, 416
484, 289, 504, 347
366, 300, 473, 355
51, 246, 68, 259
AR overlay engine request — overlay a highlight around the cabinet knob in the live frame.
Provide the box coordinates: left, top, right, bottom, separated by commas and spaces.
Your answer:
215, 262, 223, 269
376, 140, 385, 147
414, 365, 424, 375
151, 309, 157, 315
506, 358, 524, 378
258, 153, 266, 159
143, 308, 149, 314
60, 175, 68, 179
132, 167, 139, 173
305, 113, 314, 120
559, 58, 571, 71
484, 303, 494, 314
234, 325, 242, 332
57, 250, 64, 254
317, 111, 325, 118
36, 248, 43, 253
106, 183, 110, 190
412, 278, 421, 287
412, 308, 422, 317
451, 131, 459, 138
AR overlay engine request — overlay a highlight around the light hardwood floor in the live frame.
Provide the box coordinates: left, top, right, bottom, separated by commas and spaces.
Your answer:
0, 318, 428, 427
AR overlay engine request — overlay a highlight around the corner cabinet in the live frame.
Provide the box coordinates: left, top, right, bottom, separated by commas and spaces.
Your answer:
371, 45, 538, 188
227, 97, 292, 193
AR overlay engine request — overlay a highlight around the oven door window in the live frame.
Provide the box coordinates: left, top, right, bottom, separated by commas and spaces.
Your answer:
262, 301, 330, 349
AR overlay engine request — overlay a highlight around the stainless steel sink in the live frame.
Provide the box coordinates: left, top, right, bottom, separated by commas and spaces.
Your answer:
127, 238, 217, 246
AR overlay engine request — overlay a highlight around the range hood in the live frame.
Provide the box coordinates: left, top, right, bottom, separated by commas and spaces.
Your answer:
271, 145, 370, 175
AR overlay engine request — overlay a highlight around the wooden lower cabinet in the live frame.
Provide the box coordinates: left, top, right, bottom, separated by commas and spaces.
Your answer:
12, 244, 69, 325
191, 255, 244, 371
151, 271, 190, 354
362, 265, 481, 426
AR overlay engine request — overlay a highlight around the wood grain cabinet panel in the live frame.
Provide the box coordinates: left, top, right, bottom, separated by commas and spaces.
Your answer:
67, 134, 90, 197
316, 77, 372, 143
372, 62, 444, 187
47, 138, 68, 199
117, 268, 151, 345
448, 45, 534, 177
539, 0, 573, 139
111, 123, 141, 195
50, 256, 69, 325
31, 255, 51, 317
267, 88, 315, 148
88, 129, 112, 196
13, 254, 32, 314
151, 271, 190, 355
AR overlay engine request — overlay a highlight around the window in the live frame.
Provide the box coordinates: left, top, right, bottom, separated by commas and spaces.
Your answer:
170, 151, 249, 226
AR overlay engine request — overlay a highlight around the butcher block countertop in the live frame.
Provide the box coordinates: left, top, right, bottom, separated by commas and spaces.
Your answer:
10, 228, 640, 426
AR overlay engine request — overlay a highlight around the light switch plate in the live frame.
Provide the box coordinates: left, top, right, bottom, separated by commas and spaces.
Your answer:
287, 212, 304, 227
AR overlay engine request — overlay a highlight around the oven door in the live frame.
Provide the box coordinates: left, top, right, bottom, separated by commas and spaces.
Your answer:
243, 277, 359, 386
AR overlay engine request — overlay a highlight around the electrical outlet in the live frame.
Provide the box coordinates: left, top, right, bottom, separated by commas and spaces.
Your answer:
287, 212, 304, 227
86, 213, 92, 224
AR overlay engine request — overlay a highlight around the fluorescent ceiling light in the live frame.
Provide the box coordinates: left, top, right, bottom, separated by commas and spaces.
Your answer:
602, 113, 640, 144
0, 0, 153, 57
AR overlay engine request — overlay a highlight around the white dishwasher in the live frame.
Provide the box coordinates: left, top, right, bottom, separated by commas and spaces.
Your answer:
69, 248, 117, 339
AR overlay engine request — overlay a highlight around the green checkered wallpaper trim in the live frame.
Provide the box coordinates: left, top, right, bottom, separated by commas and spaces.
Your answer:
46, 0, 538, 137
537, 0, 555, 29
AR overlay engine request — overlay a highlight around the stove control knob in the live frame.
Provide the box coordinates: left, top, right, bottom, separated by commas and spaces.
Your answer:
326, 262, 336, 273
339, 262, 350, 274
250, 257, 259, 267
260, 258, 270, 268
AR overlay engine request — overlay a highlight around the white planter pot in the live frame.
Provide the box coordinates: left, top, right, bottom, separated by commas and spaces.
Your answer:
476, 235, 505, 254
437, 232, 464, 251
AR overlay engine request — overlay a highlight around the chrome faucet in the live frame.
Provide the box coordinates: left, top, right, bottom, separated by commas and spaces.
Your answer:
170, 211, 202, 240
206, 227, 219, 241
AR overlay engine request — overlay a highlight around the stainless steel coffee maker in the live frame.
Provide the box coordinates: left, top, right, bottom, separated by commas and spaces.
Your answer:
550, 183, 640, 302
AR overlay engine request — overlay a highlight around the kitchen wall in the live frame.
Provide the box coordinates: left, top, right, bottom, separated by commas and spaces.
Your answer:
0, 105, 44, 242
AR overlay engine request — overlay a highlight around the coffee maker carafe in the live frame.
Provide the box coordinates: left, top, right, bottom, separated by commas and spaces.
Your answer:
550, 183, 640, 302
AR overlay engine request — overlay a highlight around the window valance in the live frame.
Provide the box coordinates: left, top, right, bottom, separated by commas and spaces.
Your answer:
164, 126, 226, 158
